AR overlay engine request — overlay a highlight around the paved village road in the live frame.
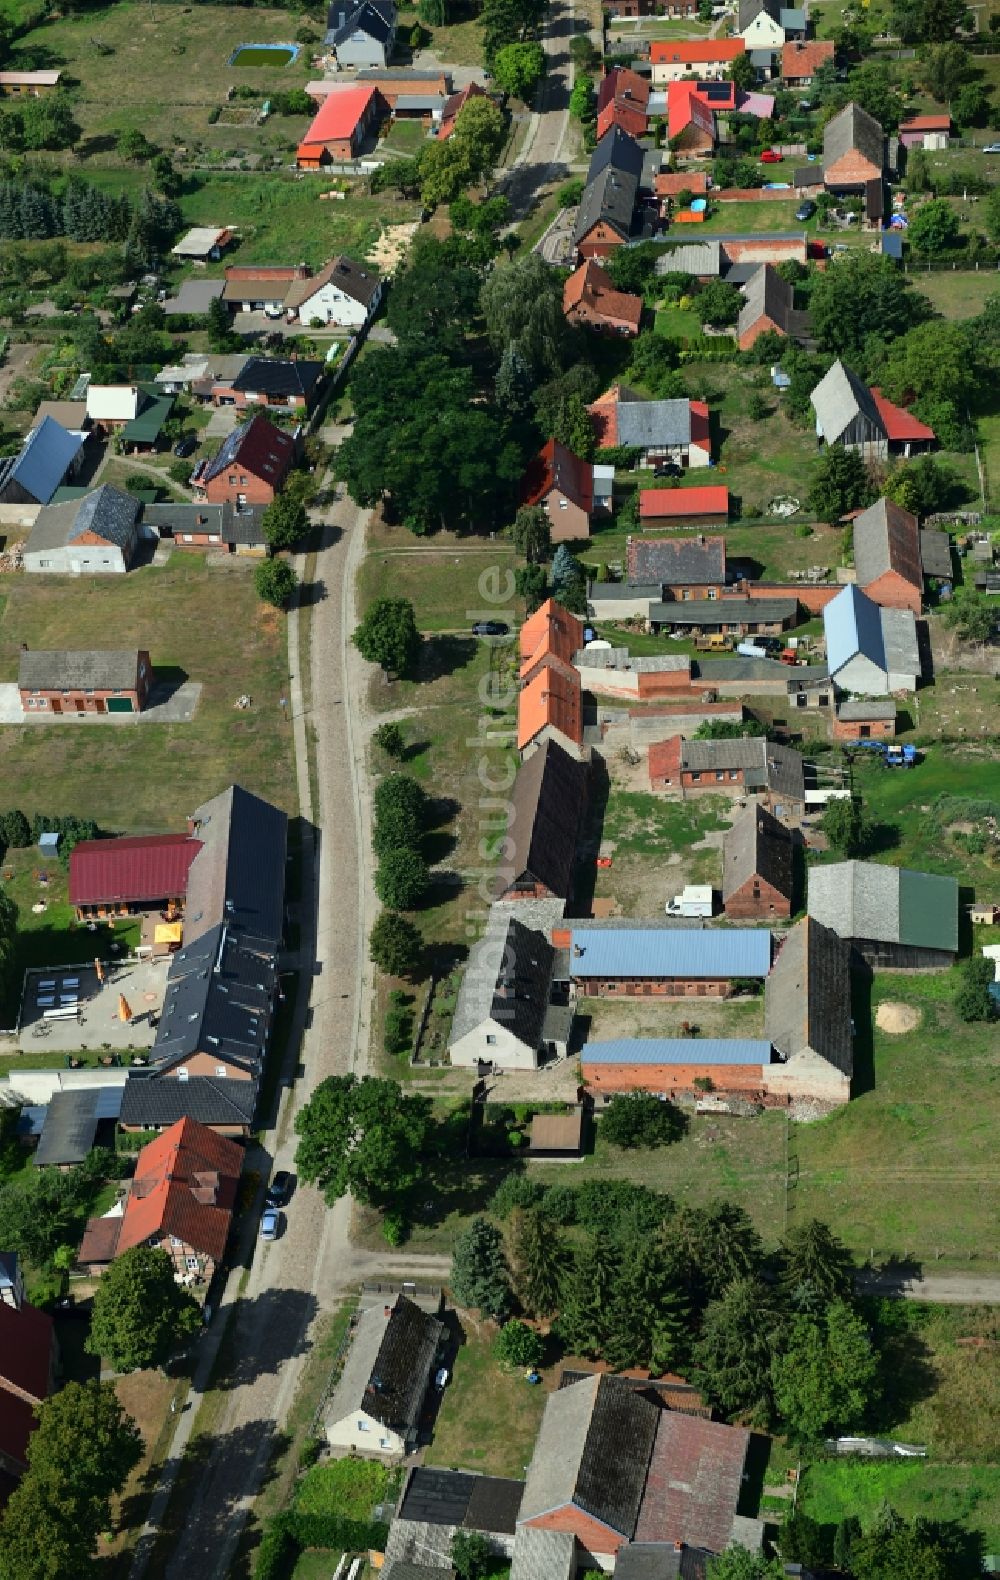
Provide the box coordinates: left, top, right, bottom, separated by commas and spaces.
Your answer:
500, 0, 576, 219
856, 1271, 1000, 1305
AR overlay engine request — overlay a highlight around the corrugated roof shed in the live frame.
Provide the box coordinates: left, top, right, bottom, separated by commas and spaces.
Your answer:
569, 928, 772, 978
582, 1037, 772, 1066
509, 1527, 577, 1580
33, 1086, 123, 1167
69, 832, 200, 907
649, 598, 796, 625
919, 528, 953, 580
655, 241, 722, 277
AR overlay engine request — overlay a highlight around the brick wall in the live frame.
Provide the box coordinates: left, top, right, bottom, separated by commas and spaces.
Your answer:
574, 977, 734, 996
724, 875, 791, 918
586, 1060, 765, 1092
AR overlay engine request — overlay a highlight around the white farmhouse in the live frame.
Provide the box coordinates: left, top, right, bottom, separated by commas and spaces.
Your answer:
286, 255, 383, 329
323, 1295, 444, 1460
449, 914, 570, 1071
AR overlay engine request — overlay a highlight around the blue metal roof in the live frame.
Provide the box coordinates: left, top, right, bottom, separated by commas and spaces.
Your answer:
583, 1038, 772, 1066
569, 928, 772, 978
8, 416, 83, 505
823, 583, 885, 676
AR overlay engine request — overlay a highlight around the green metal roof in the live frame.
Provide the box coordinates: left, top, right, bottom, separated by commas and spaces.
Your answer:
898, 867, 958, 952
122, 387, 173, 445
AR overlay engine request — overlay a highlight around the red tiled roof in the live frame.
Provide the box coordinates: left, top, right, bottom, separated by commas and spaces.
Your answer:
69, 833, 200, 908
298, 84, 380, 150
78, 1214, 123, 1265
597, 67, 649, 115
517, 666, 583, 751
118, 1117, 243, 1264
870, 387, 936, 443
690, 399, 710, 450
0, 1297, 53, 1406
204, 411, 295, 487
668, 80, 716, 140
635, 1410, 750, 1553
563, 260, 643, 332
520, 438, 593, 514
648, 735, 683, 783
651, 38, 745, 62
900, 113, 951, 131
656, 170, 709, 198
640, 485, 729, 520
781, 38, 834, 77
437, 80, 487, 139
520, 598, 585, 678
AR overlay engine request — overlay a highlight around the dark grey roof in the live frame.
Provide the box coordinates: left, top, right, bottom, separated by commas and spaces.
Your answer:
119, 1073, 258, 1128
230, 357, 324, 400
723, 802, 793, 905
363, 1297, 444, 1431
357, 66, 442, 81
852, 497, 921, 592
510, 1528, 577, 1580
649, 598, 796, 625
738, 0, 779, 26
810, 359, 885, 446
18, 649, 142, 693
919, 528, 953, 580
615, 398, 693, 450
807, 861, 957, 952
387, 1567, 455, 1580
574, 127, 644, 246
399, 1469, 523, 1535
655, 242, 722, 278
33, 1086, 122, 1167
151, 923, 279, 1072
497, 740, 588, 901
679, 737, 806, 800
837, 698, 896, 722
185, 784, 288, 948
823, 101, 884, 177
142, 501, 267, 547
0, 416, 83, 506
628, 535, 725, 586
615, 1547, 711, 1580
765, 915, 853, 1076
737, 264, 792, 339
520, 1374, 659, 1539
326, 0, 395, 44
27, 485, 140, 554
450, 916, 554, 1050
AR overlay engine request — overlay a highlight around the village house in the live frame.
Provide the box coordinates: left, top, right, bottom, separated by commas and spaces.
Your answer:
899, 112, 951, 150
519, 598, 585, 686
18, 649, 153, 717
323, 1294, 444, 1459
737, 264, 809, 351
764, 916, 853, 1104
193, 413, 296, 508
85, 384, 173, 452
811, 361, 936, 464
781, 38, 834, 84
0, 417, 84, 510
296, 84, 387, 165
222, 263, 310, 316
832, 698, 897, 742
648, 595, 797, 638
583, 1036, 773, 1097
807, 861, 958, 970
823, 583, 920, 696
650, 37, 746, 84
78, 1118, 243, 1282
590, 386, 712, 468
722, 802, 794, 918
563, 259, 643, 337
736, 0, 784, 49
24, 485, 145, 575
626, 534, 727, 598
573, 126, 645, 259
0, 70, 61, 97
325, 0, 396, 67
520, 439, 598, 542
494, 739, 589, 903
119, 785, 287, 1135
142, 501, 268, 556
648, 734, 807, 810
449, 914, 569, 1069
211, 357, 325, 413
0, 1254, 57, 1504
574, 644, 695, 700
596, 67, 650, 140
821, 101, 885, 188
639, 485, 730, 530
285, 255, 382, 328
565, 924, 772, 998
852, 496, 923, 614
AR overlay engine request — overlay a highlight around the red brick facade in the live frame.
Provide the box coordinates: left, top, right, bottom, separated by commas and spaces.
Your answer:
586, 1059, 765, 1092
832, 714, 896, 742
724, 873, 791, 919
574, 977, 736, 997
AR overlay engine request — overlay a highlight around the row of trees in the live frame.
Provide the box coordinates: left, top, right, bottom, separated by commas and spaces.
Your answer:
452, 1186, 881, 1441
0, 175, 180, 251
372, 771, 431, 911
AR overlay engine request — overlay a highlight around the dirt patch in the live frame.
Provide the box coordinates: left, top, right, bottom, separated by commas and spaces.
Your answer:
876, 1001, 922, 1035
367, 220, 420, 271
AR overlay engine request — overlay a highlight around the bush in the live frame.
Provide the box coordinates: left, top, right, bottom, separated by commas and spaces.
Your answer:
954, 955, 995, 1022
383, 1209, 408, 1246
557, 177, 584, 208
373, 721, 406, 759
494, 1318, 544, 1370
600, 1092, 687, 1149
490, 1170, 546, 1218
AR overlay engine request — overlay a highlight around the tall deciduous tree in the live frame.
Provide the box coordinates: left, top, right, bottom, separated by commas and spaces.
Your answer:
372, 773, 427, 854
253, 558, 298, 609
707, 1549, 785, 1579
386, 238, 481, 355
506, 505, 550, 564
771, 1300, 881, 1439
907, 197, 960, 255
809, 252, 929, 361
451, 1216, 513, 1319
0, 1381, 142, 1579
374, 847, 429, 910
600, 1092, 687, 1150
480, 253, 575, 378
808, 446, 874, 524
261, 494, 308, 553
352, 598, 421, 677
294, 1075, 432, 1206
493, 41, 546, 100
87, 1247, 201, 1373
369, 911, 423, 977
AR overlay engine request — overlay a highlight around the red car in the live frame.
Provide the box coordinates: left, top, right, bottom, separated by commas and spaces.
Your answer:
760, 149, 783, 163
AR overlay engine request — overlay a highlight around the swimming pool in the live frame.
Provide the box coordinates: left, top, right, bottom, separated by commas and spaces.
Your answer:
228, 42, 301, 67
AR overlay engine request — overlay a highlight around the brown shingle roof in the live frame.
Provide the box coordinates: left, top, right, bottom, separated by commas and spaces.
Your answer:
496, 738, 588, 900
722, 802, 793, 905
634, 1411, 750, 1554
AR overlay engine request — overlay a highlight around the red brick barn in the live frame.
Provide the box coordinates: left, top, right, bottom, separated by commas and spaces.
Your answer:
722, 802, 793, 919
851, 496, 923, 614
296, 84, 386, 165
18, 649, 153, 716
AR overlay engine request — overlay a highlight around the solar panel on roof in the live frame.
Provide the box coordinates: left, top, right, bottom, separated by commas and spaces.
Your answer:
697, 81, 730, 101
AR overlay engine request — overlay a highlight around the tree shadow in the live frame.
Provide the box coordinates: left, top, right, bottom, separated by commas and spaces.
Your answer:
213, 1288, 319, 1390
419, 870, 465, 909
416, 635, 478, 682
861, 1297, 938, 1435
863, 819, 900, 856
422, 828, 458, 865
570, 751, 609, 917
298, 576, 329, 608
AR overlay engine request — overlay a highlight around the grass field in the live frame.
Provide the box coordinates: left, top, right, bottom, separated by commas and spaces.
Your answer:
0, 554, 294, 831
423, 1309, 551, 1478
669, 199, 806, 236
800, 1460, 1000, 1550
910, 268, 1000, 320
850, 746, 1000, 886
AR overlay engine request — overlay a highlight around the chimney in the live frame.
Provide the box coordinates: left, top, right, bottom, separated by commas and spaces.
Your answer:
383, 1304, 391, 1317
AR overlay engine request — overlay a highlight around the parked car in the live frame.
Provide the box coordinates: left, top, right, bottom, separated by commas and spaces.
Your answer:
265, 1170, 293, 1208
983, 142, 1000, 153
434, 1367, 450, 1389
760, 149, 782, 164
472, 620, 509, 636
173, 434, 198, 458
653, 462, 683, 479
795, 199, 816, 221
260, 1207, 281, 1241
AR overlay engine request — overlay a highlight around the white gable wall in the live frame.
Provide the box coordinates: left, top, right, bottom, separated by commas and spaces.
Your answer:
324, 1407, 406, 1458
297, 278, 381, 327
450, 1014, 540, 1070
830, 652, 888, 696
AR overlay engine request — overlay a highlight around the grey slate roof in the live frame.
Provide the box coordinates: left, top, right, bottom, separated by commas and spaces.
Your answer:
184, 784, 288, 949
326, 0, 395, 44
615, 1546, 711, 1580
398, 1468, 523, 1534
810, 359, 885, 446
655, 241, 722, 278
509, 1527, 577, 1580
33, 1086, 122, 1167
0, 416, 83, 505
680, 737, 806, 801
738, 0, 779, 28
722, 802, 793, 905
614, 398, 693, 450
519, 1374, 660, 1538
230, 357, 324, 400
765, 915, 853, 1076
852, 496, 922, 592
737, 263, 792, 340
27, 485, 140, 553
450, 916, 554, 1051
649, 598, 796, 626
574, 126, 644, 247
142, 501, 267, 547
18, 649, 142, 693
919, 528, 953, 580
823, 101, 885, 177
325, 1296, 443, 1435
627, 534, 725, 586
807, 860, 958, 952
119, 1074, 258, 1129
837, 698, 896, 721
497, 740, 588, 901
152, 922, 278, 1072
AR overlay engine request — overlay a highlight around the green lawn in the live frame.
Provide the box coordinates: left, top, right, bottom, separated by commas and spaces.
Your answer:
295, 1458, 394, 1520
655, 304, 702, 340
909, 268, 1000, 321
0, 553, 294, 831
423, 1311, 549, 1479
800, 1460, 1000, 1551
671, 199, 805, 235
418, 13, 486, 65
848, 746, 1000, 886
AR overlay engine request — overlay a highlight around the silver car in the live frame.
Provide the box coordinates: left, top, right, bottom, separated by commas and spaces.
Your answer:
260, 1207, 281, 1241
